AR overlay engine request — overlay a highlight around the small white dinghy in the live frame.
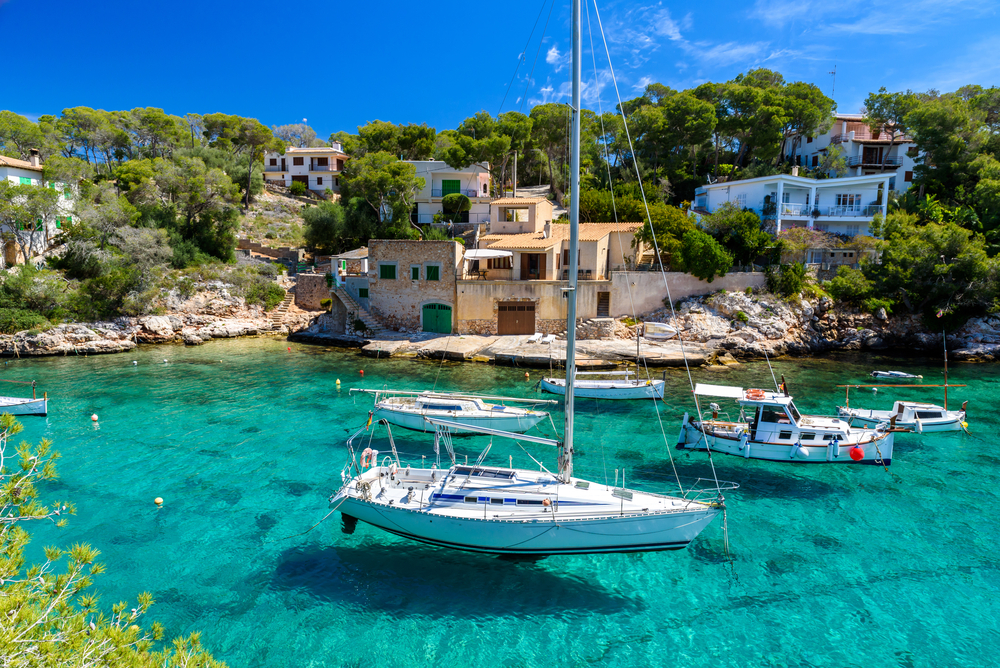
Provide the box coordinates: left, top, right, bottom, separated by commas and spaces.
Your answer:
541, 369, 665, 400
642, 322, 678, 341
839, 401, 967, 433
351, 389, 553, 434
0, 380, 47, 416
870, 370, 923, 380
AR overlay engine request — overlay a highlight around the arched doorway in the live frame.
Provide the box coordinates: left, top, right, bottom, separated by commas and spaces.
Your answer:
422, 303, 452, 333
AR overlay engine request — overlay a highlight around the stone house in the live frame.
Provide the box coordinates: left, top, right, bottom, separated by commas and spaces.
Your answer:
1, 150, 75, 268
262, 144, 349, 194
367, 239, 464, 333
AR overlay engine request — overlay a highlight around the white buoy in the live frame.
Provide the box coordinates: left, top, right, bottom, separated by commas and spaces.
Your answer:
91, 414, 98, 422
132, 361, 137, 366
163, 359, 168, 364
154, 497, 163, 506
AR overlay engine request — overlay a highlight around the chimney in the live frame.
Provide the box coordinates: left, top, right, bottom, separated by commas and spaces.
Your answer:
543, 221, 551, 239
28, 148, 40, 168
791, 166, 799, 176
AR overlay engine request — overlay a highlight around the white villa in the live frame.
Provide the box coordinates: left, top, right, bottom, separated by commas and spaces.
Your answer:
0, 150, 74, 267
693, 172, 893, 237
786, 113, 920, 192
263, 144, 349, 194
406, 160, 492, 225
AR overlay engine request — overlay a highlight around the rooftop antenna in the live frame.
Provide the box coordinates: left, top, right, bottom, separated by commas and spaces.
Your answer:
828, 65, 837, 98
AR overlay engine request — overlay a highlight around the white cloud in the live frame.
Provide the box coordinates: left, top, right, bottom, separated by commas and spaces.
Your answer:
633, 75, 654, 92
546, 46, 561, 65
651, 8, 683, 41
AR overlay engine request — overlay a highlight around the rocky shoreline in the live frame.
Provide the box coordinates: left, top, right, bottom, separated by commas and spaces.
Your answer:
4, 284, 997, 364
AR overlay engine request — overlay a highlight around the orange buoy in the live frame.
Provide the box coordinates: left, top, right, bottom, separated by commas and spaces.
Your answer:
287, 347, 291, 351
850, 447, 864, 462
360, 369, 364, 377
525, 372, 530, 380
91, 414, 98, 422
154, 497, 163, 506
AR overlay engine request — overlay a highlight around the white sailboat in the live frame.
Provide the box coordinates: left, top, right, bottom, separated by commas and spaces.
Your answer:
540, 369, 665, 400
328, 5, 730, 554
677, 383, 895, 465
351, 389, 553, 434
0, 380, 47, 417
839, 400, 967, 433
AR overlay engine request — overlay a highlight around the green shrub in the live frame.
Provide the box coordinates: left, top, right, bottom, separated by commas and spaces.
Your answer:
245, 280, 285, 311
0, 308, 48, 334
826, 266, 873, 305
677, 229, 732, 282
735, 311, 749, 323
745, 286, 753, 295
861, 297, 893, 314
289, 181, 307, 196
765, 262, 808, 298
320, 298, 332, 311
353, 318, 369, 335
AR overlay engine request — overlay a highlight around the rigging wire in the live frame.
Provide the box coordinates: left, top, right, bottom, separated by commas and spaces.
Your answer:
590, 0, 727, 500
498, 0, 550, 116
519, 0, 557, 115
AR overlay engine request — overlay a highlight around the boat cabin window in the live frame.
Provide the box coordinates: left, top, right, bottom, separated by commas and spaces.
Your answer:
516, 499, 544, 505
787, 402, 802, 422
464, 496, 477, 503
490, 498, 504, 504
778, 431, 792, 440
421, 403, 465, 412
760, 407, 792, 424
916, 411, 942, 419
453, 466, 516, 480
800, 433, 816, 441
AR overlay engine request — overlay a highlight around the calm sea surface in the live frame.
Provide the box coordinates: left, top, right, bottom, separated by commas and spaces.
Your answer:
7, 339, 999, 667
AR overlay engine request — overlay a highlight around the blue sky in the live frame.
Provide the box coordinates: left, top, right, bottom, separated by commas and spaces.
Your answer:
2, 0, 998, 140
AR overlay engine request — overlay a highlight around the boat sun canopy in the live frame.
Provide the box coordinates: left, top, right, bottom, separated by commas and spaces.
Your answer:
694, 383, 744, 399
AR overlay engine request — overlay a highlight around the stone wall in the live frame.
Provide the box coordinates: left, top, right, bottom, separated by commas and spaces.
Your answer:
368, 240, 462, 332
610, 271, 766, 317
237, 238, 304, 263
296, 273, 330, 310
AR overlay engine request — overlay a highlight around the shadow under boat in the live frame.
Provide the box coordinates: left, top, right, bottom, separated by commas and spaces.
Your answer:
269, 542, 646, 618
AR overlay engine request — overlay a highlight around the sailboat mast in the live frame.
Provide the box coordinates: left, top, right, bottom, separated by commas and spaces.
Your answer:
561, 0, 582, 483
943, 330, 949, 410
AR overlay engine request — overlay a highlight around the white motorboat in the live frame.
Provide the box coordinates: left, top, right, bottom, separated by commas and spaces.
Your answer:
643, 322, 677, 341
677, 383, 895, 465
870, 370, 923, 380
839, 401, 967, 433
352, 390, 552, 434
329, 8, 732, 555
0, 381, 47, 416
540, 370, 665, 400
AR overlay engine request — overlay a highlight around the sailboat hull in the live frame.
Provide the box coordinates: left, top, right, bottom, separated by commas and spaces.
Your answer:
0, 396, 47, 416
375, 407, 546, 434
540, 378, 665, 400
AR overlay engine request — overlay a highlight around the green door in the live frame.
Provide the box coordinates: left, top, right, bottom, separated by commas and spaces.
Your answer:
441, 179, 460, 196
422, 303, 452, 333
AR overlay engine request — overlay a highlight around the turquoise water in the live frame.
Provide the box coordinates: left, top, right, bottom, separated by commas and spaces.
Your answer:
7, 340, 1000, 667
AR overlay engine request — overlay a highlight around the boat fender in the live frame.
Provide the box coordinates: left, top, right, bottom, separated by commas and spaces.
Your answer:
790, 442, 800, 459
797, 446, 810, 460
361, 447, 374, 468
742, 434, 751, 459
915, 419, 923, 434
850, 446, 864, 461
833, 439, 841, 458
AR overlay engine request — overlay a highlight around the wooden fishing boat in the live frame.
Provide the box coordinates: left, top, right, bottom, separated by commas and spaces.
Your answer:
0, 380, 47, 416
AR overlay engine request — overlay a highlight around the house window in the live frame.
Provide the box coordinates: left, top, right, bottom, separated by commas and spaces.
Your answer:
782, 192, 790, 204
292, 157, 304, 166
812, 155, 819, 167
317, 177, 323, 185
358, 288, 369, 299
847, 225, 860, 236
426, 265, 440, 281
316, 157, 328, 166
733, 194, 747, 207
411, 265, 420, 280
335, 178, 339, 186
269, 158, 277, 166
379, 264, 396, 280
19, 177, 31, 185
836, 194, 862, 210
807, 136, 813, 143
336, 159, 344, 170
904, 171, 913, 182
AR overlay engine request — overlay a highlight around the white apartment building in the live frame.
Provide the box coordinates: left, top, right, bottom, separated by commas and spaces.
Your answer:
406, 160, 492, 225
786, 113, 920, 192
263, 144, 349, 193
693, 172, 894, 237
0, 150, 74, 267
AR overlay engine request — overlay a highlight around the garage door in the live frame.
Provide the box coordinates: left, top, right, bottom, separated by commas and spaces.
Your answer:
422, 303, 452, 333
497, 301, 535, 335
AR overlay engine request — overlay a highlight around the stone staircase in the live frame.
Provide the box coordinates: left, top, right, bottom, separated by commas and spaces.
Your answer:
266, 290, 295, 331
331, 286, 389, 337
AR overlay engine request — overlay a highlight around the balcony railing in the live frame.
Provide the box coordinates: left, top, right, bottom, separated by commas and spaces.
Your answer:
264, 166, 283, 172
462, 268, 513, 280
824, 205, 882, 217
309, 164, 341, 172
778, 203, 805, 216
432, 188, 481, 198
846, 156, 903, 167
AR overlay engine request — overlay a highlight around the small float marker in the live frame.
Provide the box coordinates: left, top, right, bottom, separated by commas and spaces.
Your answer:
154, 497, 163, 507
336, 379, 341, 386
525, 372, 530, 380
163, 359, 168, 364
132, 361, 137, 366
287, 347, 291, 351
91, 414, 98, 422
360, 369, 364, 377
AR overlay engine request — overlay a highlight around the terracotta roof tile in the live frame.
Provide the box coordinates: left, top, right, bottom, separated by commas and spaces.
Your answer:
482, 222, 641, 249
489, 196, 550, 205
0, 155, 43, 172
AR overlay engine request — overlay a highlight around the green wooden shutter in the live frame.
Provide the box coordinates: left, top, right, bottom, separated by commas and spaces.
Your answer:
379, 264, 396, 279
441, 180, 460, 196
411, 266, 419, 280
19, 177, 31, 185
358, 288, 369, 299
427, 265, 440, 281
